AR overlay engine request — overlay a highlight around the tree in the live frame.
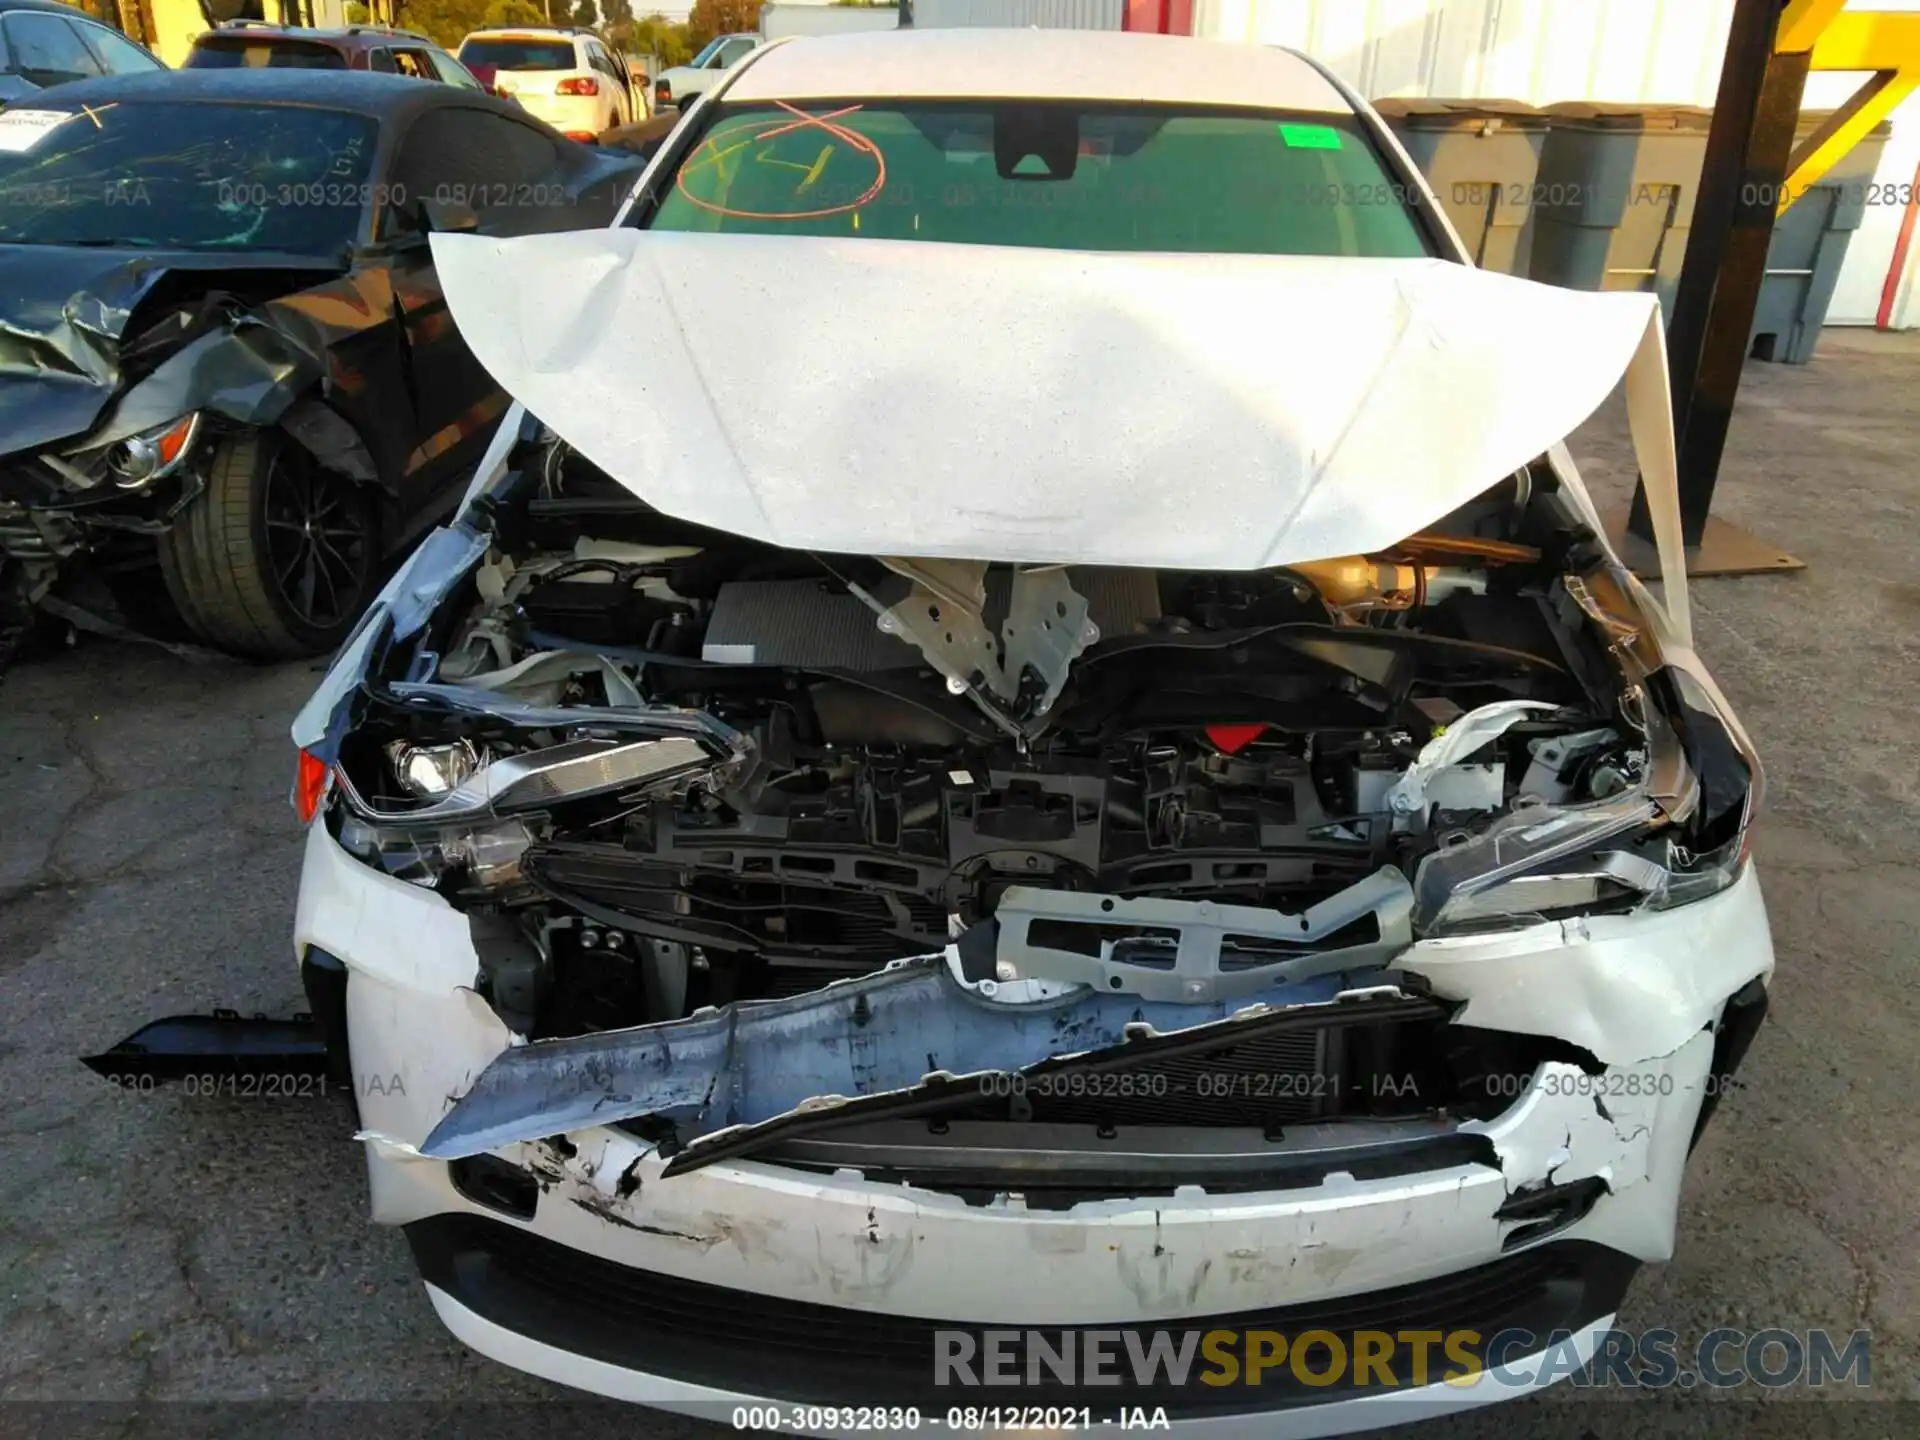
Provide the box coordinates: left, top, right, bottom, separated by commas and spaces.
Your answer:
344, 0, 370, 18
685, 0, 759, 50
481, 0, 542, 23
600, 0, 633, 46
393, 0, 489, 47
630, 11, 690, 65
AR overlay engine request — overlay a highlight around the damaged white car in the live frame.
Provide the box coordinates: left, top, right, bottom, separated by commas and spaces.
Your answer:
277, 29, 1771, 1435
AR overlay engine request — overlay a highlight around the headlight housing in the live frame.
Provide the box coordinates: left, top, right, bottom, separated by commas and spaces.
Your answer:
103, 413, 202, 489
335, 814, 534, 890
322, 729, 723, 892
1410, 666, 1759, 935
386, 739, 483, 798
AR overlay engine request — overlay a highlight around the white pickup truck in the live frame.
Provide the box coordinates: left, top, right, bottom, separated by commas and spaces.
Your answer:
651, 6, 898, 112
650, 32, 761, 114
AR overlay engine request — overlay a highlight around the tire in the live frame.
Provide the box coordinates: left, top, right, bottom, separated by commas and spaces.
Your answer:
158, 429, 379, 661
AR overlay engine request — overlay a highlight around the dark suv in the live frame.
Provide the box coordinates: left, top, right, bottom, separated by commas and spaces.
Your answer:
183, 19, 480, 87
0, 0, 163, 102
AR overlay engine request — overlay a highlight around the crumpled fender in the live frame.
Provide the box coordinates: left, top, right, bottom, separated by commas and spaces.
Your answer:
82, 320, 325, 451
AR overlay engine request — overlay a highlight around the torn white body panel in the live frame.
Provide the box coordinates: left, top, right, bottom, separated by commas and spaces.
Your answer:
1395, 863, 1773, 1067
430, 229, 1690, 635
299, 818, 1767, 1321
366, 1030, 1712, 1326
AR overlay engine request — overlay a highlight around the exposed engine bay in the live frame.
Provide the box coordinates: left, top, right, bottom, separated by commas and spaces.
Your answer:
320, 432, 1758, 1174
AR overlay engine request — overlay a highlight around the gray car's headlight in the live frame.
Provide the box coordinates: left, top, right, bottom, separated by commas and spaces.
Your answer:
102, 413, 202, 489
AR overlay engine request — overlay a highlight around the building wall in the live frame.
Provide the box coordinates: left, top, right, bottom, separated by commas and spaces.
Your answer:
763, 2, 901, 38
1191, 0, 1920, 327
910, 0, 1123, 31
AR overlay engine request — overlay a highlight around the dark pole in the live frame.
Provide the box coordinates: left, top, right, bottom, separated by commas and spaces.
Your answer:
1627, 0, 1811, 547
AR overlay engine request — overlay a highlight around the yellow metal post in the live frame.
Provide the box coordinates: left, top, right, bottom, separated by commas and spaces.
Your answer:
1780, 10, 1920, 211
1777, 0, 1848, 54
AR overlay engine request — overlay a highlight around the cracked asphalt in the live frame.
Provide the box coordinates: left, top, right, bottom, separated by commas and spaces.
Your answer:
2, 330, 1916, 1438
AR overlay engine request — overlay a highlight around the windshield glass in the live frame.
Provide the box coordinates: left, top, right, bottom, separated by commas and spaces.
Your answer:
686, 36, 728, 67
183, 38, 348, 68
456, 37, 575, 70
647, 101, 1432, 257
0, 102, 377, 252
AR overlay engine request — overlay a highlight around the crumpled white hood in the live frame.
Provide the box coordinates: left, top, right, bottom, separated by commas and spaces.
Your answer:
432, 229, 1689, 638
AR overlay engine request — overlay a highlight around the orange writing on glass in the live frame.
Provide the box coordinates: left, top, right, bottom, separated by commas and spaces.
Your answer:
675, 102, 886, 221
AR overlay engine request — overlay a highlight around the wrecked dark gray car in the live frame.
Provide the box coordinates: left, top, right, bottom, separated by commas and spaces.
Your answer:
0, 68, 640, 661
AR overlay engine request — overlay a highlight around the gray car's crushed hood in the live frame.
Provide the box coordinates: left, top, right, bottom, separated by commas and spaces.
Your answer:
0, 245, 343, 460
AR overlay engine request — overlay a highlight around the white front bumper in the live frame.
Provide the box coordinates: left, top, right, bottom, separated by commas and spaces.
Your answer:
294, 821, 1773, 1420
424, 1283, 1617, 1439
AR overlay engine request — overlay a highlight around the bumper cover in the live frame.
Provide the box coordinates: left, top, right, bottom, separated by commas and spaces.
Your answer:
296, 822, 1772, 1413
409, 1210, 1636, 1416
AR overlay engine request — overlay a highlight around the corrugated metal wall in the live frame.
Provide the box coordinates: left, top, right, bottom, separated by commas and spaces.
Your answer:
912, 0, 1124, 29
1189, 0, 1739, 102
1189, 0, 1920, 327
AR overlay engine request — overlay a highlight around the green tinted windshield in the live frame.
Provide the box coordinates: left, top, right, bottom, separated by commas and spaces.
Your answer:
647, 101, 1432, 256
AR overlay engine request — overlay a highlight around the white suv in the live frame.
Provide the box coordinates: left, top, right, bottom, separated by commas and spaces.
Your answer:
455, 26, 637, 140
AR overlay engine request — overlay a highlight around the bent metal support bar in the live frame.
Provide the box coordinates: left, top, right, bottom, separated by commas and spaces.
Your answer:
1611, 0, 1814, 579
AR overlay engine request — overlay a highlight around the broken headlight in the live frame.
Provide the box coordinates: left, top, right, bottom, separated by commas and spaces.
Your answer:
1411, 793, 1663, 930
328, 730, 725, 889
1412, 665, 1759, 934
386, 738, 484, 798
335, 814, 533, 890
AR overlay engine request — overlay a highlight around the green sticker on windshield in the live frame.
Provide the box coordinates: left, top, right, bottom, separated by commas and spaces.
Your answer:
1279, 123, 1343, 150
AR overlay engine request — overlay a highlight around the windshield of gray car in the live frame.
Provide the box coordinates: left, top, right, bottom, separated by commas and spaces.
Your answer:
0, 101, 377, 252
644, 100, 1434, 257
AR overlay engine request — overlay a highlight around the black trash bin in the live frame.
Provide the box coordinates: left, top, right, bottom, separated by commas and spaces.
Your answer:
1373, 98, 1549, 274
1749, 111, 1896, 363
1527, 102, 1716, 312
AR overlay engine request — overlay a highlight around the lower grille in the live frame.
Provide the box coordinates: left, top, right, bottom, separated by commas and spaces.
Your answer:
408, 1212, 1638, 1414
1018, 1027, 1332, 1127
526, 844, 947, 961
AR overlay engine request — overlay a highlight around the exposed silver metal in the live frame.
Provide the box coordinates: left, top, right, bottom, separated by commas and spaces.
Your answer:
1385, 699, 1556, 822
858, 559, 1097, 725
1001, 565, 1098, 716
992, 867, 1416, 1004
1518, 726, 1618, 803
869, 568, 1001, 697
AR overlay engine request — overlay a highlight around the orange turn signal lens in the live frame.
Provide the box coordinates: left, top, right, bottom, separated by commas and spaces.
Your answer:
154, 414, 196, 467
294, 749, 330, 825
